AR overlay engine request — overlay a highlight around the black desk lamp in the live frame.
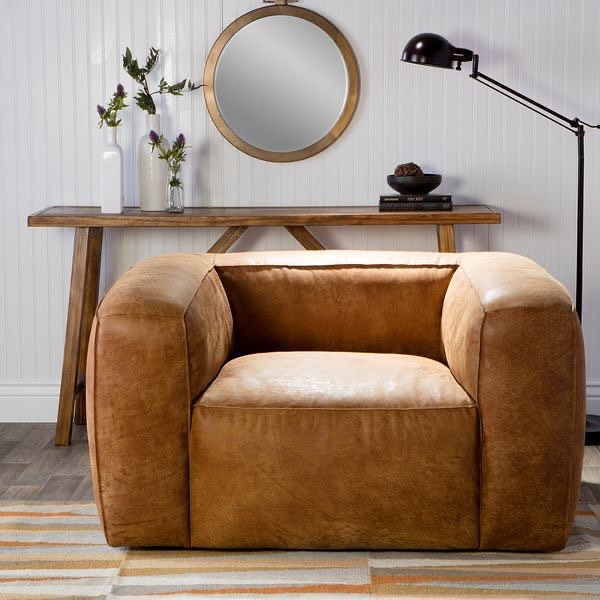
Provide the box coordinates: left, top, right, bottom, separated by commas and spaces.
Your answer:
402, 33, 600, 442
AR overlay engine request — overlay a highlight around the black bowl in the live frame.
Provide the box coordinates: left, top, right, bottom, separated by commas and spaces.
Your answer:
387, 174, 442, 195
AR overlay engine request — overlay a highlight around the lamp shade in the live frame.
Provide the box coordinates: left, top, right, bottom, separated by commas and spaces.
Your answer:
401, 33, 473, 69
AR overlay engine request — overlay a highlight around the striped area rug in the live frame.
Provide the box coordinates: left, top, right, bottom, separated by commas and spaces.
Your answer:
1, 503, 599, 599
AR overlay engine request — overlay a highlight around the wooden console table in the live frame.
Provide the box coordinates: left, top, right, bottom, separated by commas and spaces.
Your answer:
28, 204, 500, 445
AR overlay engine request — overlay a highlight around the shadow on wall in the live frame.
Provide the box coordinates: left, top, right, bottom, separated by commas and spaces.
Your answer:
193, 140, 211, 207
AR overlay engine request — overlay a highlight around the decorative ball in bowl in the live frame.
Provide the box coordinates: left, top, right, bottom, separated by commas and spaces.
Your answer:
387, 173, 442, 195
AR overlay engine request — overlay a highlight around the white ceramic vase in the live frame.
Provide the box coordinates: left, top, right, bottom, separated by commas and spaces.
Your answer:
138, 113, 169, 211
101, 127, 123, 214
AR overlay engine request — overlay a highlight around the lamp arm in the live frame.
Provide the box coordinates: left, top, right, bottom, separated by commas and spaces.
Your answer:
472, 74, 576, 133
470, 55, 579, 130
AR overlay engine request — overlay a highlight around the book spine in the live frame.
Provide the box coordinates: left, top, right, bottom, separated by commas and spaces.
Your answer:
379, 203, 453, 211
380, 194, 452, 203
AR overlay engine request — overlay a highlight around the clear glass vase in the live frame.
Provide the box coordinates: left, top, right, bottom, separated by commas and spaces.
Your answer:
166, 167, 184, 213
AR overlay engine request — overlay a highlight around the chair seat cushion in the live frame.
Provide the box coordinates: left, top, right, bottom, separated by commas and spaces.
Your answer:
190, 351, 480, 549
198, 351, 474, 410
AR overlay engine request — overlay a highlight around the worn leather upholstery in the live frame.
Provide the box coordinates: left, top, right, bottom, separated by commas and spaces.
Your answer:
191, 351, 479, 548
441, 253, 585, 550
87, 253, 232, 546
216, 264, 455, 360
87, 250, 585, 551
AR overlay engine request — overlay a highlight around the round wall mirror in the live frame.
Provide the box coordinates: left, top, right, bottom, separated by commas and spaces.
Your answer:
204, 5, 360, 162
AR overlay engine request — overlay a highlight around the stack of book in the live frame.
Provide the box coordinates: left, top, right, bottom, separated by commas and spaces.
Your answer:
379, 194, 452, 212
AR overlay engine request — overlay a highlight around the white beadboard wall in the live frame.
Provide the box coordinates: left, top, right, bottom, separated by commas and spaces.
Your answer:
1, 0, 600, 420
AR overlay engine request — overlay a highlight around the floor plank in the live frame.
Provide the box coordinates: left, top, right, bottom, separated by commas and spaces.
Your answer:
0, 463, 26, 486
585, 445, 600, 466
1, 485, 41, 500
0, 423, 35, 443
71, 474, 94, 502
37, 475, 88, 501
0, 424, 90, 501
0, 424, 54, 464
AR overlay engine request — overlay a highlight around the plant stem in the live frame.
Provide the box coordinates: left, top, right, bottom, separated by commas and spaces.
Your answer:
142, 78, 156, 114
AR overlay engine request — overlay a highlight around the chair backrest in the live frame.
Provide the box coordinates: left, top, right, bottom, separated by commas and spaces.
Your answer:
214, 252, 458, 361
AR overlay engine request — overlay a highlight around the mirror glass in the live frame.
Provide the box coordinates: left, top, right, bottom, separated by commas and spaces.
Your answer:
204, 7, 360, 162
214, 16, 347, 153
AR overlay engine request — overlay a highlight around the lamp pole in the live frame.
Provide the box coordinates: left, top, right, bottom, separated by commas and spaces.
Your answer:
576, 124, 585, 319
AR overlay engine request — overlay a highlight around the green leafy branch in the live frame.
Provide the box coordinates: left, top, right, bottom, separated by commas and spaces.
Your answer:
123, 47, 203, 115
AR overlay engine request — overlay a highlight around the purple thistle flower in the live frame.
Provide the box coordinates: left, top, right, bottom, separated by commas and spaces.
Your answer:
175, 133, 186, 147
97, 105, 106, 116
149, 130, 160, 144
116, 83, 125, 97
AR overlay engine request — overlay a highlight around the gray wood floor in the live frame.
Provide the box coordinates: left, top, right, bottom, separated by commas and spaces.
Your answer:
0, 423, 599, 503
0, 424, 93, 501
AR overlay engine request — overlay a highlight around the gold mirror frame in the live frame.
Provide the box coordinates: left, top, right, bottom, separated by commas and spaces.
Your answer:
203, 5, 360, 163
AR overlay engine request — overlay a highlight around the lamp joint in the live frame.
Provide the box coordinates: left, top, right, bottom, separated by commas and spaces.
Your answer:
471, 54, 480, 77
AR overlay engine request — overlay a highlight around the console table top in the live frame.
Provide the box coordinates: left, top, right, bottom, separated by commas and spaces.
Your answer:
29, 204, 500, 227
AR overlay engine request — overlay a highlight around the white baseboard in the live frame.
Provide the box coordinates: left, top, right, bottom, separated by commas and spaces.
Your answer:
1, 380, 600, 421
587, 381, 600, 416
0, 382, 60, 422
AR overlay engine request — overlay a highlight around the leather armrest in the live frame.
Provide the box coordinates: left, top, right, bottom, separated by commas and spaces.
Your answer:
442, 252, 585, 550
86, 253, 233, 547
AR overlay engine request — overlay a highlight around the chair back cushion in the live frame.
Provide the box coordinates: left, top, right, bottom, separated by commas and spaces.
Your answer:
216, 263, 455, 361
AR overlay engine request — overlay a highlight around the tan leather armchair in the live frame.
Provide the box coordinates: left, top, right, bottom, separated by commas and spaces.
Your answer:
87, 251, 585, 550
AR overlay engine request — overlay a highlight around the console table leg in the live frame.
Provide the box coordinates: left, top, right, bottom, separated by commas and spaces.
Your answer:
436, 224, 456, 252
285, 225, 325, 250
208, 226, 248, 253
74, 228, 103, 426
55, 227, 103, 446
